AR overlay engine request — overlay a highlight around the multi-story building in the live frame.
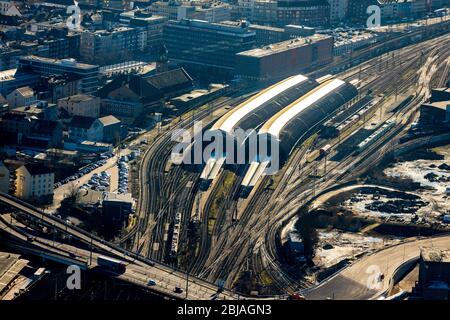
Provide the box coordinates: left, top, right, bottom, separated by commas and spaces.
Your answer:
347, 0, 377, 24
413, 247, 450, 299
0, 68, 41, 97
46, 38, 71, 60
67, 115, 104, 142
102, 192, 134, 232
276, 0, 331, 27
36, 74, 82, 104
0, 0, 21, 16
101, 0, 133, 9
327, 0, 348, 22
253, 0, 278, 25
0, 47, 21, 71
249, 24, 288, 46
23, 119, 64, 149
57, 94, 101, 118
17, 56, 100, 94
236, 0, 256, 20
6, 86, 36, 108
0, 161, 10, 193
192, 2, 232, 22
80, 27, 146, 65
67, 115, 122, 143
118, 10, 167, 56
347, 0, 430, 24
0, 112, 33, 138
15, 164, 54, 204
99, 69, 193, 123
149, 1, 196, 20
98, 115, 122, 143
163, 19, 256, 76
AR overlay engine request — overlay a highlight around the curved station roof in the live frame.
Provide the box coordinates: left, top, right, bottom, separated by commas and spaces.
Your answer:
212, 74, 318, 134
259, 78, 358, 159
241, 77, 358, 192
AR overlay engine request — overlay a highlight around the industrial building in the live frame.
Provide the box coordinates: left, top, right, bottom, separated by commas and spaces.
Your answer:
241, 76, 358, 193
236, 34, 333, 81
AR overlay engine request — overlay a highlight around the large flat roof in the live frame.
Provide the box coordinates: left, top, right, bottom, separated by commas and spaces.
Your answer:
212, 74, 309, 133
20, 55, 98, 70
237, 34, 331, 58
260, 78, 345, 137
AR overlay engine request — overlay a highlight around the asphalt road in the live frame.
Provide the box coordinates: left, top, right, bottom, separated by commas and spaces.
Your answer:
305, 235, 450, 300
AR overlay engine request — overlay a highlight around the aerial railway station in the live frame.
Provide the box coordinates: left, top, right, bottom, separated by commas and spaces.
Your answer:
240, 77, 358, 195
192, 74, 320, 188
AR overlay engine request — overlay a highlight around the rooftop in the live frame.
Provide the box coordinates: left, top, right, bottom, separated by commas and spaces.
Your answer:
68, 115, 97, 129
99, 115, 121, 126
249, 24, 285, 32
103, 192, 134, 204
167, 19, 254, 35
0, 251, 28, 296
260, 78, 345, 137
423, 100, 450, 110
20, 55, 98, 70
0, 69, 17, 82
58, 94, 97, 103
12, 86, 34, 97
23, 163, 54, 175
212, 74, 308, 133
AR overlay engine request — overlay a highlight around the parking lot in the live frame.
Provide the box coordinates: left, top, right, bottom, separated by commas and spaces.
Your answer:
47, 151, 133, 213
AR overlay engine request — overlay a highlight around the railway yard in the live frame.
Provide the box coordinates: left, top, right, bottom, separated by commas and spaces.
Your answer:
115, 29, 450, 297
1, 18, 450, 301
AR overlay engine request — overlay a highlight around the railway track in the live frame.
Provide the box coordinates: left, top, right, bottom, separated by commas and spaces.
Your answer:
116, 29, 450, 296
199, 34, 450, 293
253, 40, 448, 295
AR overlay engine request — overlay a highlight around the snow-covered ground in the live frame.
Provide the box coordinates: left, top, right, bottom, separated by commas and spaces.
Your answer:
384, 145, 450, 217
384, 160, 450, 194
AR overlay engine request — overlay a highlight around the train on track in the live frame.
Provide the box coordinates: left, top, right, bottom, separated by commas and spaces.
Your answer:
356, 120, 396, 153
170, 212, 182, 259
